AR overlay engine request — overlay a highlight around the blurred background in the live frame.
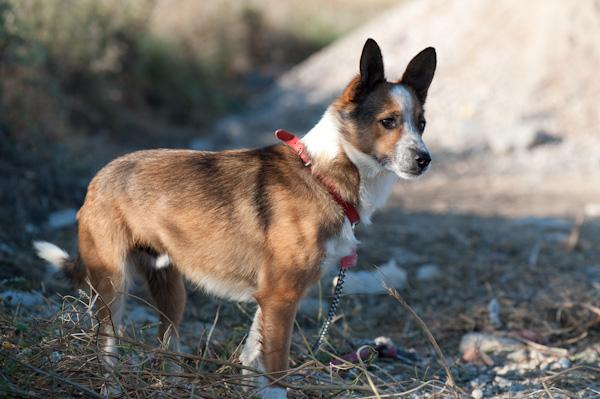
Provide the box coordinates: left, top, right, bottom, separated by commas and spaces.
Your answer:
1, 0, 600, 397
0, 0, 395, 253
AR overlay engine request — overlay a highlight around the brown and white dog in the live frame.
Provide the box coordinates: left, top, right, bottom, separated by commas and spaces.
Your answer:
35, 39, 436, 398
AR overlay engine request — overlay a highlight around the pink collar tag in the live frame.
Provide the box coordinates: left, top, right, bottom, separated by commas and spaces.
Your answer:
340, 248, 358, 270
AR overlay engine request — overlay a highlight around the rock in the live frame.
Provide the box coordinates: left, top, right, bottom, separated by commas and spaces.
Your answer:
584, 203, 600, 218
50, 351, 62, 363
0, 242, 14, 255
551, 358, 571, 370
391, 248, 424, 264
473, 374, 492, 386
494, 376, 511, 388
297, 298, 326, 315
189, 136, 217, 150
583, 266, 600, 284
416, 264, 441, 281
543, 232, 569, 243
488, 123, 563, 155
337, 259, 406, 295
487, 298, 502, 329
471, 388, 484, 399
25, 223, 37, 233
460, 333, 524, 354
0, 291, 44, 306
47, 208, 77, 229
507, 349, 529, 363
125, 306, 159, 324
527, 130, 562, 150
511, 217, 571, 231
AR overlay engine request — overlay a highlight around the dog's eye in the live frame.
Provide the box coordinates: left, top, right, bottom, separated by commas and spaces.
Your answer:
380, 118, 397, 130
418, 119, 426, 132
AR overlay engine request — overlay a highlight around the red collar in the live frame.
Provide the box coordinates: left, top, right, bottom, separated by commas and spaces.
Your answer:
275, 129, 360, 228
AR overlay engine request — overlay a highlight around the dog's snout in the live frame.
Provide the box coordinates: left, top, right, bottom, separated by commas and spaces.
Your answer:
414, 151, 431, 169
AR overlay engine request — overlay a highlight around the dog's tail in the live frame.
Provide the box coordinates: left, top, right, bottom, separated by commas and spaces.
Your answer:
33, 241, 87, 288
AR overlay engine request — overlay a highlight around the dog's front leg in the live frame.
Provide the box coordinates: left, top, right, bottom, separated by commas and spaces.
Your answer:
241, 291, 300, 399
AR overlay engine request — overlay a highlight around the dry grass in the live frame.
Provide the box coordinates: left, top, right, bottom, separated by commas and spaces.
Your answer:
0, 287, 454, 398
2, 207, 600, 397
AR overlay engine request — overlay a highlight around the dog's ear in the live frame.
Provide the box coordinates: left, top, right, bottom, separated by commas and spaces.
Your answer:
401, 47, 436, 104
340, 39, 384, 103
353, 38, 385, 100
360, 39, 385, 89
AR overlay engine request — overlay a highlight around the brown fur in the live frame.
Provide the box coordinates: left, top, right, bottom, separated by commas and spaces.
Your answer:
75, 146, 352, 365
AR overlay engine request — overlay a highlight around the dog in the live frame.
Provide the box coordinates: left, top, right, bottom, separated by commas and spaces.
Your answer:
35, 38, 436, 398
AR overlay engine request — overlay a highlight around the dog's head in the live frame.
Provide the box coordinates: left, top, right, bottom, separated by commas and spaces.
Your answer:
335, 39, 436, 179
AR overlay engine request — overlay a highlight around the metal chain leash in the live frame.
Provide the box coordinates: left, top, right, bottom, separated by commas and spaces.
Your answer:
312, 266, 347, 353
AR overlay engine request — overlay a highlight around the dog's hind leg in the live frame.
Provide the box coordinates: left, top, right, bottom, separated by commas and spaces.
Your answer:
84, 257, 127, 367
143, 261, 186, 351
78, 223, 130, 368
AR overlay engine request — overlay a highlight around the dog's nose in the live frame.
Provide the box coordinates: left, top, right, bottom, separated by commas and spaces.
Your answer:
415, 151, 431, 169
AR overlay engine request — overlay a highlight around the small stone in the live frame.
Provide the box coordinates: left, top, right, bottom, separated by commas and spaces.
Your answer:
526, 130, 562, 149
297, 298, 325, 315
391, 247, 424, 264
340, 259, 406, 295
2, 341, 15, 350
17, 347, 32, 358
509, 384, 526, 393
416, 264, 441, 281
511, 217, 571, 231
471, 388, 483, 399
494, 376, 511, 387
551, 358, 571, 370
584, 203, 600, 218
0, 291, 44, 306
50, 351, 62, 363
460, 333, 523, 354
543, 232, 569, 243
0, 242, 14, 254
47, 208, 77, 229
487, 298, 502, 328
488, 124, 561, 153
189, 136, 215, 150
507, 348, 528, 363
474, 374, 492, 385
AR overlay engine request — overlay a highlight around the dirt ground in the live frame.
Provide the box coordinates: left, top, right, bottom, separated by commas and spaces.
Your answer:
2, 149, 599, 398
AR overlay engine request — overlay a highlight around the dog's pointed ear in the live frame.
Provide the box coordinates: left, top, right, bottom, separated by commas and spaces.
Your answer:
357, 38, 385, 97
401, 47, 436, 104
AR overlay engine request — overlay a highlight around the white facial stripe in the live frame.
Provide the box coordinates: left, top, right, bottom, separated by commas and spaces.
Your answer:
389, 86, 430, 178
392, 86, 415, 130
390, 86, 421, 143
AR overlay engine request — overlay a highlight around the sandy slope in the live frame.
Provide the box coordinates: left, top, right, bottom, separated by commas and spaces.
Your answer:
209, 0, 600, 150
200, 0, 600, 216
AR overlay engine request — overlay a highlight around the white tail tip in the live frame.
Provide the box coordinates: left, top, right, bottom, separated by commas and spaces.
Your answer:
33, 241, 69, 269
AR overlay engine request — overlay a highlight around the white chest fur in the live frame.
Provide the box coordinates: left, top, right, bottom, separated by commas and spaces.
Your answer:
302, 109, 398, 273
321, 220, 358, 274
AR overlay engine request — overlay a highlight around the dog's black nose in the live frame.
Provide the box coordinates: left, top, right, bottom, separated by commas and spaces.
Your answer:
415, 151, 431, 169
